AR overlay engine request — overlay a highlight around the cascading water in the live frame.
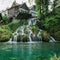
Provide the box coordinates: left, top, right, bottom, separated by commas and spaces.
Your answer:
20, 25, 25, 35
27, 27, 33, 42
49, 37, 56, 42
28, 18, 37, 26
9, 18, 56, 43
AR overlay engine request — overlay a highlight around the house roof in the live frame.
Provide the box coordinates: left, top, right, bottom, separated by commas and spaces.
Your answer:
7, 0, 20, 10
20, 3, 29, 10
7, 1, 29, 11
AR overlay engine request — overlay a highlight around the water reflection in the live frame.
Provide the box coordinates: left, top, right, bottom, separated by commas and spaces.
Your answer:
20, 44, 25, 60
12, 43, 18, 57
0, 43, 60, 60
27, 43, 32, 60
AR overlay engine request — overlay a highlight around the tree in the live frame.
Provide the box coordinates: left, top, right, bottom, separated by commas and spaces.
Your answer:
36, 0, 41, 19
36, 0, 60, 41
36, 0, 50, 19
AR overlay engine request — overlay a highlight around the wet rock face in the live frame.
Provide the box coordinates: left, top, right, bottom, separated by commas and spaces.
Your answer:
17, 35, 21, 42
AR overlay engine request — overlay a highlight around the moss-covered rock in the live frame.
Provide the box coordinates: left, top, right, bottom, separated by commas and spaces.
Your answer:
17, 34, 29, 42
41, 31, 50, 42
31, 26, 39, 35
31, 34, 40, 41
54, 31, 60, 41
22, 34, 29, 42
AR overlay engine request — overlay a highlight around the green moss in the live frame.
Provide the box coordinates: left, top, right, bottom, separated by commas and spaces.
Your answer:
22, 34, 29, 42
31, 26, 39, 34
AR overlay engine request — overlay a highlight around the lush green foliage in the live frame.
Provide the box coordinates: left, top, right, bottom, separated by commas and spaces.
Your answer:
36, 0, 60, 41
31, 26, 39, 33
0, 25, 12, 42
0, 21, 21, 41
36, 0, 49, 19
2, 15, 8, 24
8, 22, 21, 32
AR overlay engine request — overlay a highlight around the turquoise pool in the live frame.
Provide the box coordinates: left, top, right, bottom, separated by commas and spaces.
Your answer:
0, 43, 60, 60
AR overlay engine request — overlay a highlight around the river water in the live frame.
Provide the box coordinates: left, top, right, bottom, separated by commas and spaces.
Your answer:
0, 43, 60, 60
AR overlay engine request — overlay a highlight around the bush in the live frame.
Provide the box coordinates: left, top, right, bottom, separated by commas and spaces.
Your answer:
8, 22, 21, 32
0, 26, 12, 42
31, 26, 39, 34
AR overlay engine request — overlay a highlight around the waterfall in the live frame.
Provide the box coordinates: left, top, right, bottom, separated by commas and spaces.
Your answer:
37, 31, 42, 41
49, 37, 56, 42
29, 30, 32, 42
28, 18, 37, 25
13, 35, 17, 42
8, 38, 12, 43
9, 18, 56, 43
28, 19, 32, 25
20, 25, 25, 35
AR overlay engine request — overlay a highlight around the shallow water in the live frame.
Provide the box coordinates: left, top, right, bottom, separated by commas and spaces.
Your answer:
0, 43, 60, 60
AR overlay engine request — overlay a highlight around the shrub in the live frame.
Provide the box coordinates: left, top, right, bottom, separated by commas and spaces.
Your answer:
31, 26, 39, 34
0, 26, 12, 42
8, 22, 21, 32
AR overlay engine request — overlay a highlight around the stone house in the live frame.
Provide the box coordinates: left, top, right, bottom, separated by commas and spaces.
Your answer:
7, 1, 30, 18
